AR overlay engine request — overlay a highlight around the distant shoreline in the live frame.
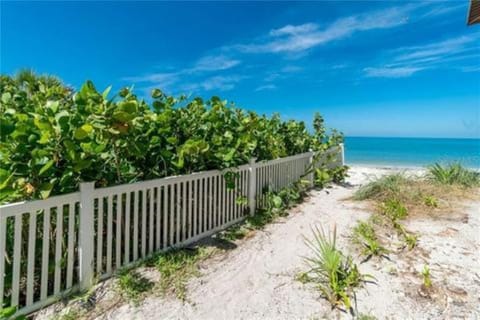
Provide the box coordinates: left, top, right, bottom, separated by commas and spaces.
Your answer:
346, 163, 480, 171
345, 136, 480, 140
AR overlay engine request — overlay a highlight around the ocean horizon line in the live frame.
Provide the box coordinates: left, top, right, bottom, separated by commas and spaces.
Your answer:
345, 136, 480, 140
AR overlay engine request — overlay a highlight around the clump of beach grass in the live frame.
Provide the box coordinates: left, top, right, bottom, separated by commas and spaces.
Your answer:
116, 269, 154, 304
301, 225, 371, 313
353, 173, 410, 201
353, 170, 478, 218
148, 247, 214, 301
427, 163, 480, 187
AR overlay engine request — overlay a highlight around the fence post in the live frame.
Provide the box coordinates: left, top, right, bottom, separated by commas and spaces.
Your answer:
79, 182, 95, 291
339, 143, 345, 166
248, 158, 257, 216
308, 151, 315, 187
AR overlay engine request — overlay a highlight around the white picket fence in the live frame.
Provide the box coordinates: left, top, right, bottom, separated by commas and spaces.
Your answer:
0, 144, 344, 316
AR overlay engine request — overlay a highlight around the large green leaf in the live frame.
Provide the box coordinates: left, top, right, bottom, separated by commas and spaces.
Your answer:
39, 182, 54, 199
39, 160, 55, 176
74, 124, 93, 140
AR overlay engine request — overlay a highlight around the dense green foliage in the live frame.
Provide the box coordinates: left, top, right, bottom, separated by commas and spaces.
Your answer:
0, 71, 342, 204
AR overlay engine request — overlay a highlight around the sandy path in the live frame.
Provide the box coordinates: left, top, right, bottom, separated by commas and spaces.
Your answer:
50, 166, 480, 320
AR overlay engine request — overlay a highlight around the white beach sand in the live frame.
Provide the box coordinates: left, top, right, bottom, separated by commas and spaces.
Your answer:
36, 166, 480, 319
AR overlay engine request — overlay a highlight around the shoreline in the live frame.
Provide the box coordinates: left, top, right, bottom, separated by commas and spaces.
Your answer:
346, 162, 480, 171
346, 163, 427, 170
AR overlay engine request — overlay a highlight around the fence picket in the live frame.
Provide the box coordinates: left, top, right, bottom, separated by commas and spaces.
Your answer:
125, 192, 131, 263
54, 206, 63, 294
97, 198, 104, 274
66, 203, 75, 288
106, 196, 113, 275
40, 208, 50, 300
12, 214, 23, 306
26, 211, 36, 306
182, 182, 187, 242
116, 194, 122, 269
141, 190, 147, 257
133, 191, 139, 261
156, 188, 161, 250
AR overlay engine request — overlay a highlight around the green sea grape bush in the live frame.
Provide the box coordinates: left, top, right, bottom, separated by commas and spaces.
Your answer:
0, 71, 343, 204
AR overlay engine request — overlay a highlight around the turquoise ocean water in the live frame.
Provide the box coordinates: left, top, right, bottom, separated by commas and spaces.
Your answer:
344, 137, 480, 169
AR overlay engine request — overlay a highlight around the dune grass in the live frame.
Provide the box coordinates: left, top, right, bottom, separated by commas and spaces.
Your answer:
353, 169, 478, 218
427, 163, 480, 187
353, 173, 409, 201
301, 225, 371, 313
116, 269, 154, 304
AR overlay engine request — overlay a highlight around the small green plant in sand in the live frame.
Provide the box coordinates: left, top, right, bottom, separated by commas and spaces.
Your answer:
302, 225, 371, 313
403, 232, 418, 250
116, 269, 154, 304
50, 308, 82, 320
382, 199, 408, 221
421, 265, 432, 289
423, 195, 438, 208
382, 200, 417, 250
352, 221, 388, 258
357, 313, 378, 320
428, 163, 480, 187
219, 224, 248, 241
0, 306, 26, 320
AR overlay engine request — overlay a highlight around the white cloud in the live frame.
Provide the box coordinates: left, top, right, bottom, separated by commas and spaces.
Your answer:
124, 54, 242, 92
191, 55, 241, 72
365, 34, 480, 78
269, 23, 318, 37
181, 75, 246, 92
123, 72, 180, 89
231, 5, 416, 55
364, 66, 424, 78
394, 36, 476, 62
255, 84, 277, 91
420, 3, 465, 19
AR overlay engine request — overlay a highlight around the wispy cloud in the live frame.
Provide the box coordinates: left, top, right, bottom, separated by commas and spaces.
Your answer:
364, 66, 425, 78
459, 65, 480, 73
123, 54, 241, 92
228, 5, 417, 55
419, 3, 465, 19
364, 34, 480, 78
190, 55, 241, 72
394, 36, 476, 62
181, 75, 246, 92
255, 84, 277, 91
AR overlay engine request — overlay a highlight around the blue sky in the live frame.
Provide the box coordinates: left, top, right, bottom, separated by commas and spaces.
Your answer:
1, 1, 479, 138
